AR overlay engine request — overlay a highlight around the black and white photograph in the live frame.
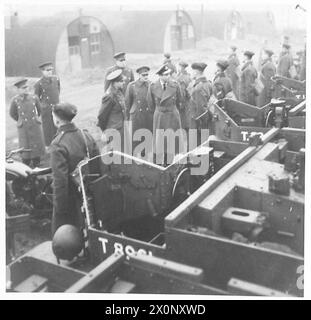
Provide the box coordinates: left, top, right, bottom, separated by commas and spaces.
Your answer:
2, 0, 309, 299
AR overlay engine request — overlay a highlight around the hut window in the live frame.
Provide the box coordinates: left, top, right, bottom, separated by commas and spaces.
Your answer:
90, 33, 100, 54
69, 46, 80, 55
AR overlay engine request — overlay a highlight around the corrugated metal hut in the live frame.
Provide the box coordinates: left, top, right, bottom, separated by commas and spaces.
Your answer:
5, 14, 115, 77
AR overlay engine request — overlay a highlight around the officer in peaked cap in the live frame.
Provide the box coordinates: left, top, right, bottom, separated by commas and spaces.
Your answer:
125, 65, 153, 155
227, 45, 240, 98
147, 64, 184, 165
10, 78, 45, 167
34, 61, 60, 146
240, 50, 258, 105
104, 52, 134, 93
163, 53, 177, 76
277, 43, 294, 78
50, 102, 100, 235
258, 49, 276, 107
213, 60, 236, 100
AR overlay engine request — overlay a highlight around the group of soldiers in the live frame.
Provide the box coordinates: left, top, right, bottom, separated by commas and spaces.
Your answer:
8, 40, 306, 236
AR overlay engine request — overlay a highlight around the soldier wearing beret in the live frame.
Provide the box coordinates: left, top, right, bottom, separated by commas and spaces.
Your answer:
50, 102, 100, 235
277, 44, 294, 78
176, 61, 191, 133
213, 60, 236, 100
147, 64, 183, 165
226, 45, 240, 98
104, 52, 134, 93
187, 62, 212, 145
34, 62, 60, 146
257, 49, 276, 107
98, 69, 128, 153
125, 66, 153, 154
10, 79, 45, 167
239, 51, 258, 106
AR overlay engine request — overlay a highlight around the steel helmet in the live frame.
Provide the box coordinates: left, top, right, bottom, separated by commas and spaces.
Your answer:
52, 224, 84, 260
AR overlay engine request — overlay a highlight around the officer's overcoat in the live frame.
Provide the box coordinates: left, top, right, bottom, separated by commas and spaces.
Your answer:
239, 61, 258, 106
34, 75, 60, 146
257, 58, 276, 107
10, 94, 45, 160
277, 53, 293, 78
226, 53, 240, 97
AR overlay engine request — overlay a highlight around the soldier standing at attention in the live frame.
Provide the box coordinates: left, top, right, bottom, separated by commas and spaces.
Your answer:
125, 66, 153, 155
257, 49, 276, 107
98, 70, 128, 153
239, 51, 258, 106
226, 45, 240, 98
176, 61, 191, 133
50, 103, 100, 235
10, 78, 45, 167
147, 64, 183, 165
213, 60, 236, 100
188, 62, 212, 145
104, 52, 134, 93
277, 44, 294, 78
34, 62, 60, 147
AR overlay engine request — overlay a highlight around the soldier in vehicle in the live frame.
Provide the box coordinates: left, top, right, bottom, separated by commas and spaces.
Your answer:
239, 51, 258, 106
257, 49, 276, 107
10, 78, 45, 167
125, 66, 153, 154
34, 62, 60, 147
176, 61, 191, 133
226, 45, 240, 98
104, 52, 134, 93
50, 102, 100, 235
147, 64, 183, 165
213, 60, 236, 100
98, 69, 128, 153
277, 44, 294, 78
187, 62, 212, 145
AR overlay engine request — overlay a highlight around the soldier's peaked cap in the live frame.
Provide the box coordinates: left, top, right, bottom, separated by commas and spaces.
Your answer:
106, 69, 123, 82
136, 66, 150, 74
216, 59, 229, 70
164, 53, 171, 58
14, 78, 28, 88
282, 43, 291, 49
52, 102, 77, 121
191, 62, 207, 72
244, 50, 255, 58
156, 64, 171, 75
179, 61, 188, 67
39, 61, 53, 69
264, 49, 274, 57
113, 52, 126, 59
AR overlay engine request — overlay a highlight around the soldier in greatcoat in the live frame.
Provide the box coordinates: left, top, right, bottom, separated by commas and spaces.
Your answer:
147, 64, 184, 165
257, 49, 276, 107
239, 51, 258, 106
10, 78, 45, 167
213, 60, 237, 100
104, 52, 134, 93
125, 66, 153, 155
277, 44, 294, 78
34, 62, 60, 146
50, 103, 100, 235
226, 45, 240, 98
176, 61, 191, 132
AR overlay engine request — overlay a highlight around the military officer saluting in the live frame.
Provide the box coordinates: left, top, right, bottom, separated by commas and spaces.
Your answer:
239, 51, 258, 106
176, 61, 191, 132
226, 45, 240, 98
50, 103, 100, 235
147, 64, 183, 165
257, 49, 276, 107
188, 62, 212, 145
125, 66, 153, 154
213, 60, 236, 100
10, 78, 45, 167
104, 52, 134, 93
34, 62, 60, 147
163, 53, 177, 76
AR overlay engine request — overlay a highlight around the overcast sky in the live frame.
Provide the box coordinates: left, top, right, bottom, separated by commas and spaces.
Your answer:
3, 0, 308, 30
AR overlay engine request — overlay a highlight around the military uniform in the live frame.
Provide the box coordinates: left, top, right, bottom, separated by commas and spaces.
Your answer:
176, 70, 191, 130
239, 61, 258, 106
10, 93, 45, 164
34, 75, 60, 146
104, 66, 134, 93
50, 122, 100, 235
226, 52, 240, 97
125, 79, 153, 151
277, 52, 294, 78
213, 72, 236, 100
257, 58, 276, 107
